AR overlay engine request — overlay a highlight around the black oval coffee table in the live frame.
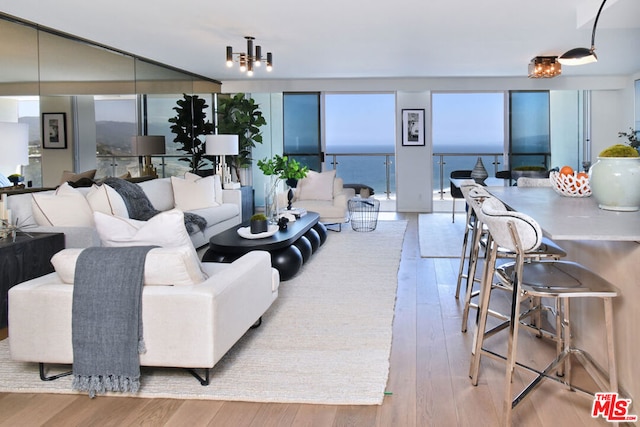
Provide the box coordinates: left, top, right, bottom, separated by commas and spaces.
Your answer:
202, 212, 327, 281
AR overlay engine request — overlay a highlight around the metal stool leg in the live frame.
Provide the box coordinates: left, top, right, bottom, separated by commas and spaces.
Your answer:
461, 216, 486, 332
455, 208, 474, 299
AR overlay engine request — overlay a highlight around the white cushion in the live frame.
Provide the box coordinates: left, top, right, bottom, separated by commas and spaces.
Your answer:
86, 184, 129, 218
137, 178, 174, 211
93, 209, 206, 282
171, 174, 219, 211
31, 183, 94, 227
296, 170, 336, 201
51, 247, 205, 286
94, 209, 192, 248
185, 172, 224, 205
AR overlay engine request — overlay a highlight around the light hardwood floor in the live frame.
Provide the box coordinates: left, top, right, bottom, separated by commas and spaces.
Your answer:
0, 214, 613, 426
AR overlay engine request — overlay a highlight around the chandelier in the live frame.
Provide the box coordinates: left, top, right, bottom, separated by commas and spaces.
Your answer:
528, 56, 562, 78
226, 36, 273, 76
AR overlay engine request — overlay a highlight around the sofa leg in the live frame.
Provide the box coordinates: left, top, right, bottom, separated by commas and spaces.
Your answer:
185, 367, 211, 386
251, 316, 263, 329
39, 363, 72, 381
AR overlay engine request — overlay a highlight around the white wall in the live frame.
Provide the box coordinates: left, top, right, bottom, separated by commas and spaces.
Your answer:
396, 91, 432, 212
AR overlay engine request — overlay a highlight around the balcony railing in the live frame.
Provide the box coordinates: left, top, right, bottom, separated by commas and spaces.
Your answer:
96, 154, 194, 179
97, 151, 548, 203
325, 152, 395, 199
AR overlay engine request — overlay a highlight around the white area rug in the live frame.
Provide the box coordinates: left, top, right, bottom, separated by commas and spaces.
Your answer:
0, 220, 407, 405
418, 213, 466, 257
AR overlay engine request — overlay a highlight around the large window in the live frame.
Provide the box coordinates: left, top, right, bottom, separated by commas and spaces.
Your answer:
432, 92, 504, 154
283, 93, 321, 171
431, 92, 505, 190
509, 91, 550, 170
324, 93, 395, 197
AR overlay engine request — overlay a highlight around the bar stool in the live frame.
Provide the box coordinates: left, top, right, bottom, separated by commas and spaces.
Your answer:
469, 202, 620, 426
457, 187, 566, 333
455, 182, 487, 300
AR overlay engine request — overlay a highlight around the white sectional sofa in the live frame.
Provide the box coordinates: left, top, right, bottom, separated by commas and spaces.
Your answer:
9, 250, 280, 383
6, 175, 242, 249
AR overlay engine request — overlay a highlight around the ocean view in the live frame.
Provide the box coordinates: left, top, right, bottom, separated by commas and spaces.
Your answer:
326, 144, 505, 197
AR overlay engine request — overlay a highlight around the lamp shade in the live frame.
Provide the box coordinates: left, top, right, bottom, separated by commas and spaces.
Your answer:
558, 48, 597, 66
131, 135, 166, 156
0, 122, 29, 175
205, 134, 239, 156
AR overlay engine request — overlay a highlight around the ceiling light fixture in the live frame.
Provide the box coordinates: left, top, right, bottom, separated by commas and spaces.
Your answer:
528, 56, 562, 78
226, 36, 273, 76
559, 0, 608, 66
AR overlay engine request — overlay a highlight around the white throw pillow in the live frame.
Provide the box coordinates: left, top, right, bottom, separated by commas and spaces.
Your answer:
93, 209, 206, 282
171, 174, 219, 211
94, 209, 192, 248
51, 247, 206, 286
86, 184, 129, 218
31, 183, 94, 227
185, 172, 223, 205
296, 170, 336, 201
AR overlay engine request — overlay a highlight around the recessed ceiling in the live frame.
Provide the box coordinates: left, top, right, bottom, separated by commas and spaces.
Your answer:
1, 0, 639, 82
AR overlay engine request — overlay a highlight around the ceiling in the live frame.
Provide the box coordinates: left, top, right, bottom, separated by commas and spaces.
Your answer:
1, 0, 639, 83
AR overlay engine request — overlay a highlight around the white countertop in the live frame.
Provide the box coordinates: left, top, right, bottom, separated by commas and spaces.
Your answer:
486, 186, 640, 241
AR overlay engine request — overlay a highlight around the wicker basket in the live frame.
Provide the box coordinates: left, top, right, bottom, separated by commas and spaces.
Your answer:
549, 171, 591, 197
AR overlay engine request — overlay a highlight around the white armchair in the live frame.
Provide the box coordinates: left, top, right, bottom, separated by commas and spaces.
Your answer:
282, 170, 355, 229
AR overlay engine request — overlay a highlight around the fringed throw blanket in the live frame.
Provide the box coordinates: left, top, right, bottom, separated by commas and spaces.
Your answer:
103, 177, 207, 234
71, 246, 155, 398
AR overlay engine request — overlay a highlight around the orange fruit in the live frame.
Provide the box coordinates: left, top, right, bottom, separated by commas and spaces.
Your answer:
576, 172, 588, 180
559, 165, 574, 176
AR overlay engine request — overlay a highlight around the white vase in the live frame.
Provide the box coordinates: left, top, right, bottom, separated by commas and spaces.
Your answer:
588, 157, 640, 211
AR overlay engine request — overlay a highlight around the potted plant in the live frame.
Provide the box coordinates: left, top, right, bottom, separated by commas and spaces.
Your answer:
250, 213, 269, 234
257, 154, 309, 218
7, 174, 24, 185
589, 133, 640, 211
217, 93, 267, 185
169, 94, 214, 173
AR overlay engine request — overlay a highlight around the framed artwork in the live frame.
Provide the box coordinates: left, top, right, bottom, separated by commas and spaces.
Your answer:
42, 112, 67, 149
402, 109, 425, 146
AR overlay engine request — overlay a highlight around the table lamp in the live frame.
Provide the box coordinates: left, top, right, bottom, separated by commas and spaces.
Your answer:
131, 135, 166, 178
205, 134, 239, 188
0, 122, 29, 184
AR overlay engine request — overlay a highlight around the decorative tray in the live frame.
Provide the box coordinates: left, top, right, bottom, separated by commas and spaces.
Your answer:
237, 225, 279, 239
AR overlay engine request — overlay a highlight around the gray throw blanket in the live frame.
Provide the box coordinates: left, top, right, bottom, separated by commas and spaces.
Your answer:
71, 246, 155, 398
103, 177, 207, 235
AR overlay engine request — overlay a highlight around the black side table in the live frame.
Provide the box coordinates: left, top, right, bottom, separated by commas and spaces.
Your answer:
0, 232, 65, 329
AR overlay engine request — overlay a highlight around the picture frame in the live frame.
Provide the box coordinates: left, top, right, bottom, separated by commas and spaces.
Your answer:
42, 112, 67, 149
402, 109, 425, 146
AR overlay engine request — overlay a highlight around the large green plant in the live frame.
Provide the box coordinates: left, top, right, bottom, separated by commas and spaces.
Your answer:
217, 93, 267, 179
168, 94, 214, 172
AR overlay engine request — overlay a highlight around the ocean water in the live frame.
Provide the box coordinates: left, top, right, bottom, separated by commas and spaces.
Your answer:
326, 149, 506, 196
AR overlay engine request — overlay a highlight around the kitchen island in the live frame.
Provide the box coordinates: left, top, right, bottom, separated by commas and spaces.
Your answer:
486, 185, 640, 403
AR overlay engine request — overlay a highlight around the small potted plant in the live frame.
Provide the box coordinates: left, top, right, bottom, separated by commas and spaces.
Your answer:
257, 155, 309, 215
250, 213, 269, 234
7, 174, 24, 185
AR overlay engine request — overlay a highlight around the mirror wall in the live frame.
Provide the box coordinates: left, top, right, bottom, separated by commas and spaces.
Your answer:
0, 13, 221, 187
